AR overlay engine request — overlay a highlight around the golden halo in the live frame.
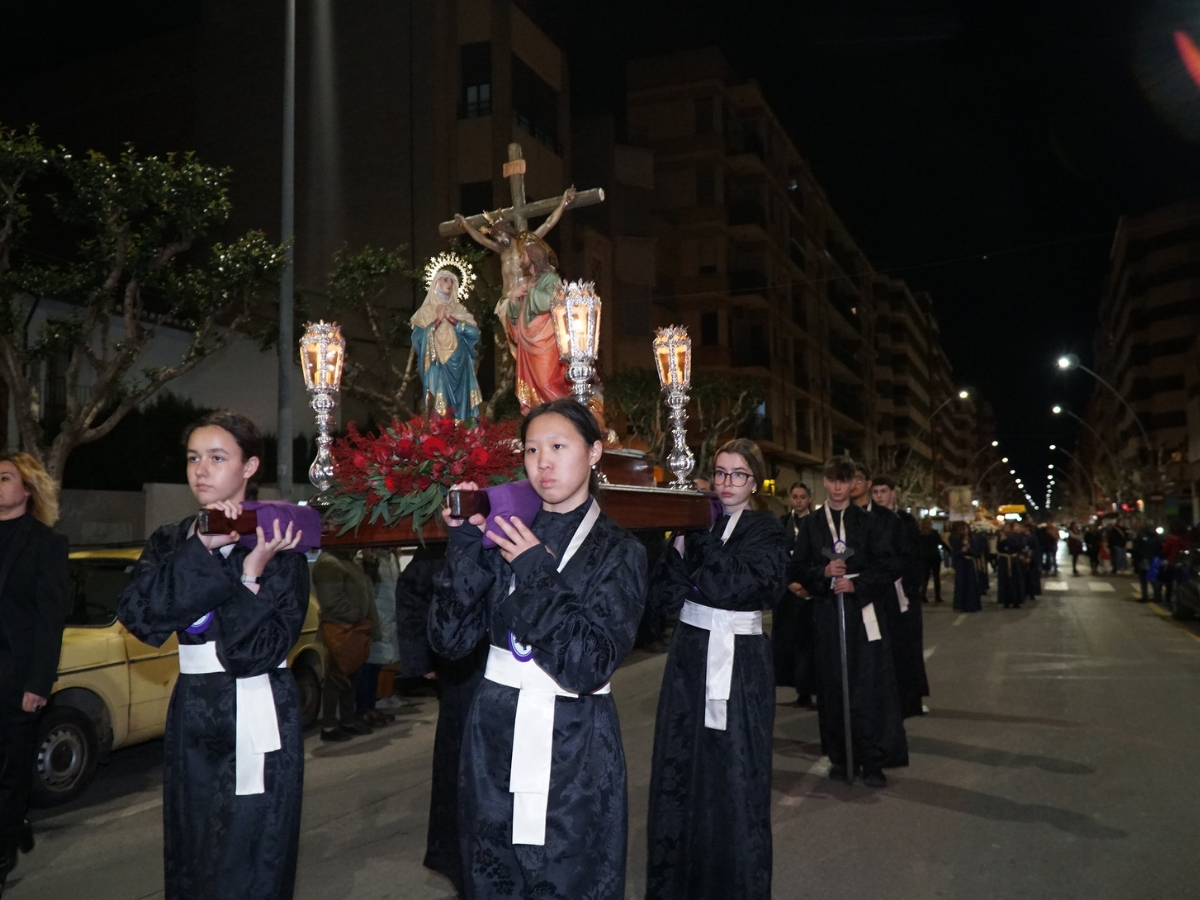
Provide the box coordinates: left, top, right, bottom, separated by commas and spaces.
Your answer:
424, 252, 476, 302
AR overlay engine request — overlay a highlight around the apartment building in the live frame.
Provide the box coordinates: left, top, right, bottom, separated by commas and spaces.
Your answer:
1092, 198, 1200, 521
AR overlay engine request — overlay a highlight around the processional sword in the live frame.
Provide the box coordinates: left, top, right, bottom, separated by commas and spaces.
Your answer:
821, 544, 856, 786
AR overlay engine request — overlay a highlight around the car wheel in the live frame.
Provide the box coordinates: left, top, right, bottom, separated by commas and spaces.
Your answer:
292, 660, 322, 728
29, 706, 99, 808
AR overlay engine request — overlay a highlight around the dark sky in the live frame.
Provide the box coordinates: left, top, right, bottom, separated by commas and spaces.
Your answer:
533, 0, 1200, 506
7, 1, 1200, 505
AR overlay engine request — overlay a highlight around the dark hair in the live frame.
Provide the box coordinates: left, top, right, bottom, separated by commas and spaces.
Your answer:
184, 411, 264, 498
521, 398, 603, 494
853, 461, 872, 481
789, 482, 811, 494
823, 455, 856, 482
873, 474, 897, 490
713, 438, 767, 487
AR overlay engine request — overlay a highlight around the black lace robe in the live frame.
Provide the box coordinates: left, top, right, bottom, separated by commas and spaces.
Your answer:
793, 504, 908, 772
118, 519, 309, 900
428, 500, 647, 900
394, 544, 487, 897
645, 509, 788, 900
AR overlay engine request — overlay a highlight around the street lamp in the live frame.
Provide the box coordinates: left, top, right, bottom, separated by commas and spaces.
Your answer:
1051, 404, 1124, 493
901, 388, 971, 470
1056, 354, 1153, 465
1049, 444, 1099, 508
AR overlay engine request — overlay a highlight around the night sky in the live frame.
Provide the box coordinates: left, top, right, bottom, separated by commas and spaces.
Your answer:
534, 0, 1200, 506
7, 1, 1200, 506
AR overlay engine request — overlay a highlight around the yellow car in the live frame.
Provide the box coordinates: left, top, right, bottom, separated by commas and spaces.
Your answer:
35, 545, 324, 807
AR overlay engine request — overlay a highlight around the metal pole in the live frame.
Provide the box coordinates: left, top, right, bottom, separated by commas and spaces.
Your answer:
1075, 362, 1154, 466
277, 0, 296, 500
901, 394, 957, 472
837, 593, 854, 785
1058, 408, 1123, 499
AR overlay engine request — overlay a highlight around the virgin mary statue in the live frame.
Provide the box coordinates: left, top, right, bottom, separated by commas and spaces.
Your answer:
411, 264, 481, 420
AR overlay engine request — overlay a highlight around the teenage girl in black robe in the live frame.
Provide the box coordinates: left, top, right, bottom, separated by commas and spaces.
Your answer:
645, 439, 789, 900
428, 398, 647, 900
118, 412, 308, 900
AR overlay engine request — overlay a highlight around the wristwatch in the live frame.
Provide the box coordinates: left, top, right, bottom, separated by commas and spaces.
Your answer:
240, 573, 261, 585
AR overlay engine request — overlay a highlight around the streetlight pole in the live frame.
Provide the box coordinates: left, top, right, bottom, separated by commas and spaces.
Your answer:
1052, 405, 1124, 499
1057, 355, 1153, 466
902, 389, 970, 472
1049, 444, 1099, 508
966, 440, 1000, 472
277, 0, 297, 500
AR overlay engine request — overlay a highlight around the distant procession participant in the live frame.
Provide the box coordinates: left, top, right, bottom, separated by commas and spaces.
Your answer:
645, 439, 789, 900
0, 453, 69, 896
871, 475, 930, 718
774, 482, 816, 706
118, 412, 309, 900
950, 520, 982, 612
429, 398, 647, 900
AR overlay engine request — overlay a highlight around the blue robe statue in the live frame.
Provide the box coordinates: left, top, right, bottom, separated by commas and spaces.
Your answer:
411, 268, 482, 420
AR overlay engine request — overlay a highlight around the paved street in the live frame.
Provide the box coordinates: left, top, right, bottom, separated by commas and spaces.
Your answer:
13, 568, 1200, 900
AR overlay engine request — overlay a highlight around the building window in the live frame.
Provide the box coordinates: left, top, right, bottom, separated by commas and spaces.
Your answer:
695, 95, 714, 134
702, 311, 720, 346
460, 43, 492, 119
696, 167, 714, 205
459, 181, 493, 216
512, 55, 559, 153
697, 239, 718, 275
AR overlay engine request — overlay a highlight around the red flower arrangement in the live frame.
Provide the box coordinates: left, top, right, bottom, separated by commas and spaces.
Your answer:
317, 414, 524, 535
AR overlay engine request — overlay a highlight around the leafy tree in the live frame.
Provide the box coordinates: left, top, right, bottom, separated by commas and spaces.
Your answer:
605, 368, 764, 475
0, 125, 286, 480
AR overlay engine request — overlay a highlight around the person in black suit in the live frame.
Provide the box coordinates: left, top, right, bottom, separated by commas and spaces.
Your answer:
0, 452, 69, 895
775, 483, 816, 705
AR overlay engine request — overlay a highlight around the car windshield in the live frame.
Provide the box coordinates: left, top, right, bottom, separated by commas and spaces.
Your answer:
67, 558, 135, 627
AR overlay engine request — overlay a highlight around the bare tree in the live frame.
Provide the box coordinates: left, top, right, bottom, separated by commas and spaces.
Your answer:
0, 126, 285, 480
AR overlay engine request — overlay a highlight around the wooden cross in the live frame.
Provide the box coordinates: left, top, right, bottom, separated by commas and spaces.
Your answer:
437, 142, 605, 237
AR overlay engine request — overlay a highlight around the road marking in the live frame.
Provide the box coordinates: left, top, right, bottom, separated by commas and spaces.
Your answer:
1088, 582, 1116, 593
924, 646, 937, 661
1045, 581, 1069, 591
1147, 603, 1200, 645
777, 758, 831, 806
953, 614, 967, 627
83, 797, 162, 826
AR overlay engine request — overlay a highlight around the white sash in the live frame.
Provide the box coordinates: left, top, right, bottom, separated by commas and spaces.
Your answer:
678, 509, 748, 731
177, 641, 286, 796
822, 504, 881, 642
486, 498, 605, 846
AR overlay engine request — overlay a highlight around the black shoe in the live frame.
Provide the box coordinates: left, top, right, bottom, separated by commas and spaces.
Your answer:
828, 764, 847, 782
862, 767, 887, 788
17, 821, 31, 855
794, 695, 811, 708
320, 728, 352, 742
341, 722, 373, 736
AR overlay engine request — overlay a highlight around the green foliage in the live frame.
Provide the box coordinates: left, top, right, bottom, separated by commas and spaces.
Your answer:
0, 125, 288, 479
605, 368, 667, 459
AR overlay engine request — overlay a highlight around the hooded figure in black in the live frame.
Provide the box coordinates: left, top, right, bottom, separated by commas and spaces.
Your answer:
428, 399, 647, 900
645, 439, 788, 900
793, 457, 907, 786
118, 413, 309, 900
869, 475, 930, 719
394, 543, 487, 898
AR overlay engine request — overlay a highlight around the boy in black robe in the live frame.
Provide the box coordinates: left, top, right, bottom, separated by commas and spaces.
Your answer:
792, 457, 906, 787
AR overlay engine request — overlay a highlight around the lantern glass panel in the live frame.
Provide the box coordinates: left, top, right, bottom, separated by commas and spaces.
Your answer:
551, 304, 571, 358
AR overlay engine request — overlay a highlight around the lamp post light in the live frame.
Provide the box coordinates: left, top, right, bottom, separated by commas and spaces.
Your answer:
551, 281, 602, 405
901, 388, 971, 471
653, 325, 695, 490
299, 320, 346, 492
1052, 404, 1124, 498
1056, 354, 1154, 465
1049, 443, 1100, 509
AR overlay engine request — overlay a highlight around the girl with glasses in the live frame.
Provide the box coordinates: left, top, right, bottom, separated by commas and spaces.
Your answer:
645, 439, 788, 900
